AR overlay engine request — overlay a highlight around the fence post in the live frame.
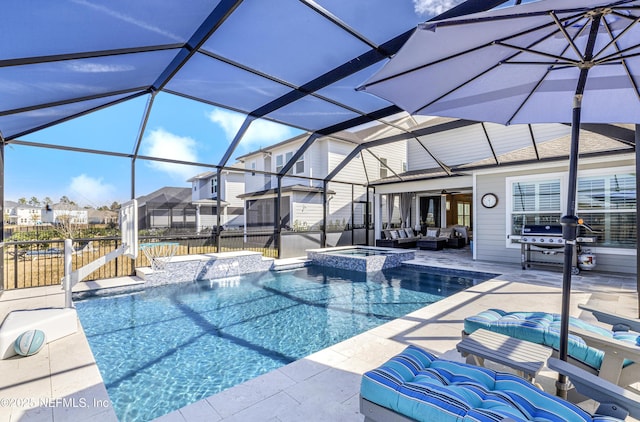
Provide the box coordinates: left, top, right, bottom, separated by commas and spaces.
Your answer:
63, 239, 73, 308
13, 244, 18, 289
114, 238, 119, 276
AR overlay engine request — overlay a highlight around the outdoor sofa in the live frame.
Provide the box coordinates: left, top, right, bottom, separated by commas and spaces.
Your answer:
376, 228, 419, 249
360, 344, 640, 422
417, 227, 465, 250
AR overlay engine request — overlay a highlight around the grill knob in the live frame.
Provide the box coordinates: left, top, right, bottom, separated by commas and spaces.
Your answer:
539, 238, 544, 243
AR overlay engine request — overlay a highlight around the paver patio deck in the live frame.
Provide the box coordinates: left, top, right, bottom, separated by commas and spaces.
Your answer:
0, 248, 637, 421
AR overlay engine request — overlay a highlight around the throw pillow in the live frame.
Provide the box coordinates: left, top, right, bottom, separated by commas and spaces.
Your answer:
389, 230, 399, 239
398, 229, 407, 238
426, 228, 439, 238
404, 228, 414, 238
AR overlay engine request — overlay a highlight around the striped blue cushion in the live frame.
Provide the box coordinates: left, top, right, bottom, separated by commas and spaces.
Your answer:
464, 309, 640, 370
361, 345, 624, 422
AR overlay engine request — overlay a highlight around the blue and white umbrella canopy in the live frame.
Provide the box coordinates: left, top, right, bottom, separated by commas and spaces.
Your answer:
360, 0, 640, 125
360, 0, 640, 398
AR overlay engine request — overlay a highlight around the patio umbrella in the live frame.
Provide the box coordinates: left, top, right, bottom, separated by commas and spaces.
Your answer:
358, 0, 640, 398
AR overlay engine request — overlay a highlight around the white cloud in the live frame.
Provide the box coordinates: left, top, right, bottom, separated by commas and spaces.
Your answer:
143, 128, 199, 180
66, 63, 135, 73
207, 109, 295, 150
68, 174, 117, 207
413, 0, 464, 16
72, 0, 182, 42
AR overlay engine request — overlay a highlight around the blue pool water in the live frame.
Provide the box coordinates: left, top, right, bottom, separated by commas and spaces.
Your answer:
75, 265, 494, 422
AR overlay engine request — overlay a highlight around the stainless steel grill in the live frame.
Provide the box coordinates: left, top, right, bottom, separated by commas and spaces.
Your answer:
520, 224, 597, 274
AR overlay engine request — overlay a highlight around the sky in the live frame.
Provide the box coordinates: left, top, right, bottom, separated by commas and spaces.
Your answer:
4, 0, 472, 208
7, 92, 302, 208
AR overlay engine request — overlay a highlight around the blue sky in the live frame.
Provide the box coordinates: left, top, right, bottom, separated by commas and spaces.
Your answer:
7, 93, 302, 207
4, 0, 475, 208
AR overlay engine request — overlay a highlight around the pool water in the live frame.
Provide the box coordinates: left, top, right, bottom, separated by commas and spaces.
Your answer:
76, 265, 493, 422
327, 248, 395, 256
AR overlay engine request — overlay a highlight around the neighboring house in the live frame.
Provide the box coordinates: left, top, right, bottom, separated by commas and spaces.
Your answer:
41, 203, 88, 225
187, 164, 245, 231
4, 201, 42, 225
236, 130, 406, 232
87, 209, 118, 225
136, 187, 196, 231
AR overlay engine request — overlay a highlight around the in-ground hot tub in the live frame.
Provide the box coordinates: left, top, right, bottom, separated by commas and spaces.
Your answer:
307, 246, 415, 272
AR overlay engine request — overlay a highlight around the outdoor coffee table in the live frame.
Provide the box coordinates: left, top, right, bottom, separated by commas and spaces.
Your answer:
456, 328, 552, 384
416, 238, 446, 250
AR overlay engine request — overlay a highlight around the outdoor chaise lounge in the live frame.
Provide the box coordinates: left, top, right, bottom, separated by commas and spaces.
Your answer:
360, 345, 640, 422
463, 309, 640, 388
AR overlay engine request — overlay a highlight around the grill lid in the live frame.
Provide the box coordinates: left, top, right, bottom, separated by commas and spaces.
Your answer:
522, 224, 563, 236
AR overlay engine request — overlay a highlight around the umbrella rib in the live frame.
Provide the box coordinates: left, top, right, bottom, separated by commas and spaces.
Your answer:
600, 17, 640, 102
549, 11, 586, 61
414, 17, 579, 115
506, 40, 575, 125
362, 14, 567, 90
497, 41, 580, 65
593, 14, 640, 62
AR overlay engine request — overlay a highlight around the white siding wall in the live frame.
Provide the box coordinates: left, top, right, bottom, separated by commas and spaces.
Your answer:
243, 154, 268, 193
223, 172, 245, 208
292, 191, 323, 229
475, 156, 637, 274
366, 142, 407, 180
407, 139, 439, 171
327, 183, 353, 228
326, 140, 358, 184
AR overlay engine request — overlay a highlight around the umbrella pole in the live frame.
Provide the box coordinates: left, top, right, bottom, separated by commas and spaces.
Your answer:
556, 98, 581, 398
556, 13, 602, 399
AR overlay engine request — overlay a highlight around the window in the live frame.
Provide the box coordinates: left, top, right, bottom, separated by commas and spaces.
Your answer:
294, 154, 304, 174
577, 173, 636, 248
402, 161, 407, 172
509, 178, 562, 236
380, 158, 388, 179
251, 161, 256, 176
275, 152, 293, 173
507, 170, 636, 249
457, 202, 471, 227
211, 178, 217, 195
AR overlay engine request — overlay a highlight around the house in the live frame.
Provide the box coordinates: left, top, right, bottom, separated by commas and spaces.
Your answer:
187, 164, 245, 231
370, 119, 636, 274
87, 209, 118, 225
135, 187, 196, 231
41, 203, 88, 226
4, 201, 42, 226
236, 131, 406, 243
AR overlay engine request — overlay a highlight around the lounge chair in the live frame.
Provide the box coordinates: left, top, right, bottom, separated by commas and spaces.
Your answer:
464, 309, 640, 389
360, 345, 640, 422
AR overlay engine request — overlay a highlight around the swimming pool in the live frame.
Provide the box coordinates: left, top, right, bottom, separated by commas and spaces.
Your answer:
75, 265, 495, 421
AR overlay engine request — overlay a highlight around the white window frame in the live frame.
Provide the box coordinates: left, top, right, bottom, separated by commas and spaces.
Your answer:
294, 153, 304, 175
575, 165, 636, 255
505, 171, 566, 249
379, 157, 388, 179
211, 177, 218, 195
505, 166, 635, 254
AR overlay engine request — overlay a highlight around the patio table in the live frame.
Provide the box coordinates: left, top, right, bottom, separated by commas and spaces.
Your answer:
456, 328, 552, 385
